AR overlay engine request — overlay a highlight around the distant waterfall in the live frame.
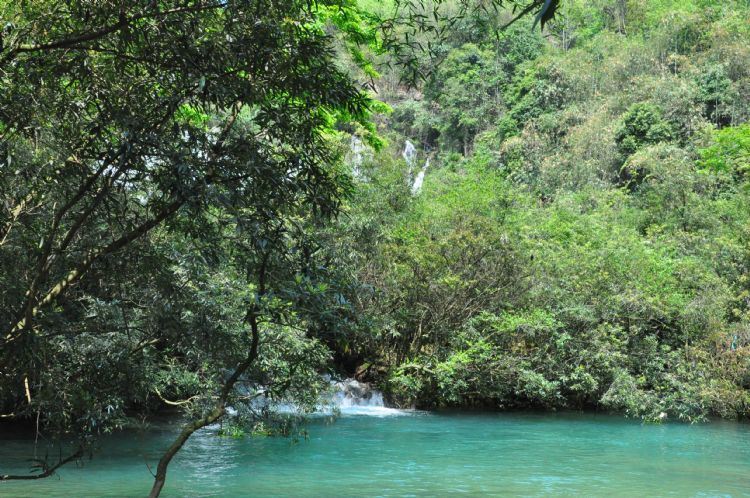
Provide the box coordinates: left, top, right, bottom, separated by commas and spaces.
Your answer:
349, 135, 366, 180
402, 140, 418, 174
411, 157, 429, 194
348, 137, 429, 194
402, 140, 429, 195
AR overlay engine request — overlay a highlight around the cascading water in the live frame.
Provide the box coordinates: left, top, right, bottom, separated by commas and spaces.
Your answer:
402, 140, 417, 175
402, 140, 429, 195
328, 378, 406, 417
348, 135, 367, 180
230, 377, 409, 418
411, 157, 429, 194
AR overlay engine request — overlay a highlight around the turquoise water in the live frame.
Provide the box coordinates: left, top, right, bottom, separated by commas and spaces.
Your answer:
2, 411, 750, 497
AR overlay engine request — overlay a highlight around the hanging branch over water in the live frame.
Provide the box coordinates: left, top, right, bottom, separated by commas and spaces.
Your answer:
0, 447, 84, 481
147, 247, 269, 498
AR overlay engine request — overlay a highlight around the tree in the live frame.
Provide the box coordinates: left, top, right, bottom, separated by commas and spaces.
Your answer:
615, 102, 675, 186
426, 43, 506, 155
339, 0, 750, 424
374, 0, 560, 83
0, 0, 369, 492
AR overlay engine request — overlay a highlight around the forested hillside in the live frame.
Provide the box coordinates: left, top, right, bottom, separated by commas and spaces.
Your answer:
338, 0, 750, 423
1, 0, 749, 490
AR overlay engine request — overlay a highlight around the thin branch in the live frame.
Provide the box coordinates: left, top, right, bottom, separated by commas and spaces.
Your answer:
153, 387, 200, 407
0, 447, 83, 481
4, 198, 183, 344
0, 3, 226, 67
501, 0, 542, 30
129, 338, 161, 356
0, 192, 36, 247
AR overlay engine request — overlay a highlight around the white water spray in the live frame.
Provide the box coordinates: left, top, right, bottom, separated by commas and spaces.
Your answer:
411, 157, 429, 194
329, 378, 406, 417
230, 377, 410, 418
349, 135, 366, 180
402, 140, 417, 175
403, 140, 429, 195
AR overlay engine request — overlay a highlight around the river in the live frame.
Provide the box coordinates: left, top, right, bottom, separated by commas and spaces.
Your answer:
2, 409, 750, 496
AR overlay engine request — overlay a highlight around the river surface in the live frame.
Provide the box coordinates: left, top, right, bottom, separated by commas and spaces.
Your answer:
1, 411, 750, 497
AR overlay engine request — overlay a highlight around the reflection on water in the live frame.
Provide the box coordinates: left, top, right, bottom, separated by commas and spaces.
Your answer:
1, 412, 750, 497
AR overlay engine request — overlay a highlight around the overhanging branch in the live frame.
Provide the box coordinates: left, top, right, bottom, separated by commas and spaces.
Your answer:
0, 447, 84, 481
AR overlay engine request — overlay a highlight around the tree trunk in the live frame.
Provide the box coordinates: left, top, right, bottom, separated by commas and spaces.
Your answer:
4, 199, 182, 344
147, 301, 261, 497
148, 408, 224, 498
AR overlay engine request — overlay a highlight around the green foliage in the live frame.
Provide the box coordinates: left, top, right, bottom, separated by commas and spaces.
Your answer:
615, 103, 675, 158
697, 65, 734, 127
698, 124, 750, 184
0, 0, 370, 461
3, 3, 750, 486
335, 0, 750, 423
425, 44, 506, 153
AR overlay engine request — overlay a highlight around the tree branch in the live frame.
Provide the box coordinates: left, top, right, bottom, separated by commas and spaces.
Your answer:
148, 301, 261, 498
4, 198, 183, 344
0, 3, 226, 67
148, 242, 266, 498
0, 447, 83, 481
153, 387, 200, 407
501, 0, 544, 30
0, 192, 36, 247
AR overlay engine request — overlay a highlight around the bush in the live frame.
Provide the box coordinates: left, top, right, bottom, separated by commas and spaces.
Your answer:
615, 102, 675, 158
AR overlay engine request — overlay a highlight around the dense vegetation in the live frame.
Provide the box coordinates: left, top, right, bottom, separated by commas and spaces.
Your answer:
344, 0, 750, 424
0, 0, 381, 492
1, 0, 749, 492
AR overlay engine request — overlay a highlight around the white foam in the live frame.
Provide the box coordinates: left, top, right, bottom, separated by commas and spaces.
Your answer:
327, 378, 414, 417
336, 405, 411, 417
230, 377, 417, 418
411, 157, 429, 194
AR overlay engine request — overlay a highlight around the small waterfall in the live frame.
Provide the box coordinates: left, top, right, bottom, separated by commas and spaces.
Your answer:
329, 378, 407, 417
403, 140, 429, 195
411, 157, 429, 195
402, 140, 417, 175
229, 377, 410, 418
349, 135, 366, 179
